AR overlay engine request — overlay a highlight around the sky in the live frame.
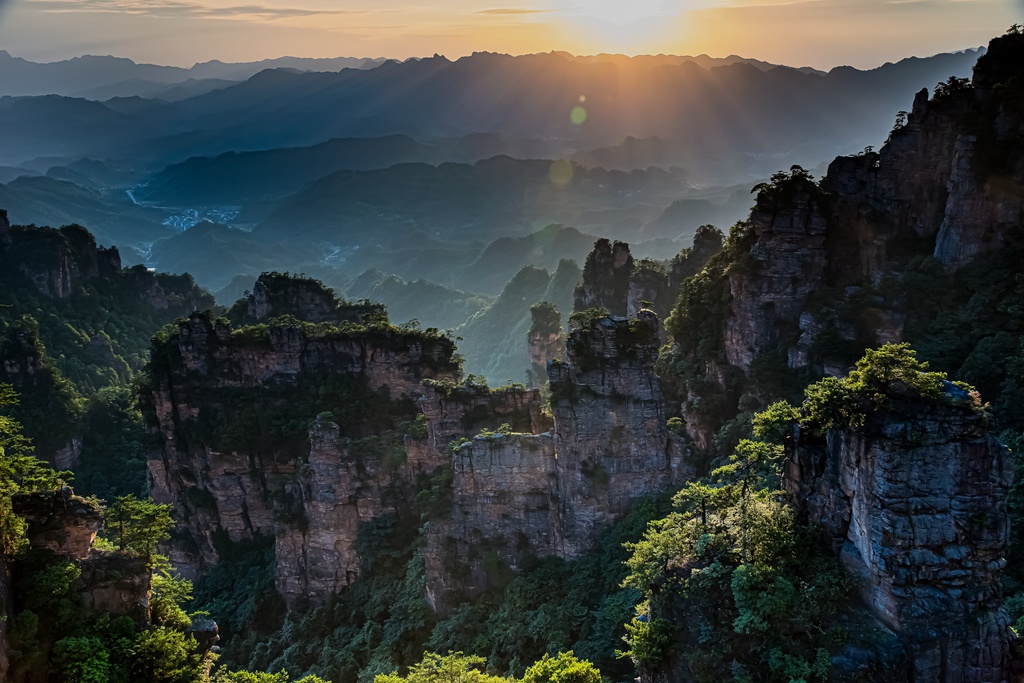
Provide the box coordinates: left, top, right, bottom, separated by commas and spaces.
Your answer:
0, 0, 1020, 68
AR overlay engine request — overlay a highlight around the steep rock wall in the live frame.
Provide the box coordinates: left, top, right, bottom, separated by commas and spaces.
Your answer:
574, 239, 633, 315
785, 390, 1016, 681
723, 180, 830, 371
425, 433, 559, 609
0, 213, 121, 300
425, 311, 689, 610
550, 310, 689, 553
674, 34, 1024, 452
275, 416, 441, 606
143, 312, 460, 605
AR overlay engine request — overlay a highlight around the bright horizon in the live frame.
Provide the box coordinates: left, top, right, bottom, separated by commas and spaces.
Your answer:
0, 0, 1019, 70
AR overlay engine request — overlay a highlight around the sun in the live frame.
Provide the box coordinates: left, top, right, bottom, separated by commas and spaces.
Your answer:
556, 0, 686, 53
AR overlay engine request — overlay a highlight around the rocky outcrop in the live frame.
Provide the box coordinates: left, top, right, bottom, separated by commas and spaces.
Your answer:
933, 34, 1024, 268
425, 311, 689, 610
672, 34, 1024, 453
574, 240, 675, 323
233, 272, 386, 324
574, 239, 633, 315
627, 259, 671, 319
526, 302, 563, 388
551, 311, 689, 552
0, 222, 121, 299
420, 381, 551, 450
527, 329, 562, 387
669, 225, 724, 292
187, 617, 220, 654
425, 432, 559, 608
0, 219, 210, 309
274, 415, 443, 606
142, 311, 460, 605
723, 177, 830, 371
12, 489, 103, 560
148, 290, 687, 612
785, 386, 1016, 682
78, 552, 152, 625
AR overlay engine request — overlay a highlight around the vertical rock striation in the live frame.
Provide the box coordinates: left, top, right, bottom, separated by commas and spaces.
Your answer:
574, 239, 634, 315
142, 311, 460, 605
785, 387, 1016, 682
425, 310, 688, 610
550, 310, 689, 553
723, 176, 830, 371
424, 432, 559, 609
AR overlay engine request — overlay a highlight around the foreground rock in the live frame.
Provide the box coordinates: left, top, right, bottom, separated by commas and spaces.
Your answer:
785, 384, 1016, 681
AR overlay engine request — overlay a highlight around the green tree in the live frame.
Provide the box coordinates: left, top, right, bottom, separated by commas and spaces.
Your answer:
0, 383, 69, 552
104, 494, 175, 561
522, 652, 601, 683
375, 652, 506, 683
53, 636, 110, 683
151, 567, 195, 629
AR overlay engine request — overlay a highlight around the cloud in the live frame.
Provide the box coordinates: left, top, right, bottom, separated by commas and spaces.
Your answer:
476, 8, 551, 14
29, 0, 359, 20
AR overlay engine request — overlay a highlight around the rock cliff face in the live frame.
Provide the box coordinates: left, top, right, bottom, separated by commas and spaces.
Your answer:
0, 215, 121, 299
425, 432, 559, 608
723, 178, 830, 371
785, 388, 1016, 682
526, 303, 563, 388
527, 328, 562, 387
12, 489, 103, 560
79, 553, 152, 626
426, 310, 688, 610
142, 311, 461, 606
153, 294, 688, 611
551, 311, 689, 550
674, 32, 1024, 451
420, 382, 551, 449
574, 239, 633, 315
274, 415, 446, 605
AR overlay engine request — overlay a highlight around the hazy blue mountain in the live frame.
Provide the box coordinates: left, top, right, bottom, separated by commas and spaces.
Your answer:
137, 135, 440, 206
149, 221, 320, 290
0, 50, 387, 97
344, 269, 492, 331
0, 48, 983, 179
457, 259, 582, 384
73, 78, 239, 102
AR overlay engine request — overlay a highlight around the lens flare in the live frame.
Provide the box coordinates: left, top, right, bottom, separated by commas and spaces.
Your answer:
549, 159, 573, 186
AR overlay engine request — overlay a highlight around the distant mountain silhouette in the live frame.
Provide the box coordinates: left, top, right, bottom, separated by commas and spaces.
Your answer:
137, 136, 439, 205
0, 47, 984, 179
0, 51, 387, 97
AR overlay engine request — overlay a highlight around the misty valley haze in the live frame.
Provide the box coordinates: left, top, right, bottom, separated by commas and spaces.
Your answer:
0, 45, 984, 383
